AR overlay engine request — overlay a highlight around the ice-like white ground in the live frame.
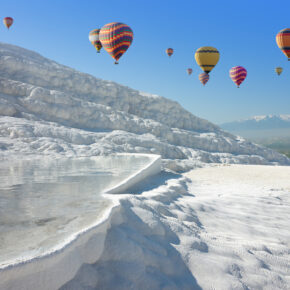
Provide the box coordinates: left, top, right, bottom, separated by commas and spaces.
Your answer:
59, 164, 290, 290
2, 164, 289, 290
183, 165, 290, 289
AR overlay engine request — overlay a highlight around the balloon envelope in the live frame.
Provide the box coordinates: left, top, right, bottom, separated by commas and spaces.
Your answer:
230, 66, 247, 87
3, 17, 13, 29
276, 28, 290, 60
99, 22, 133, 64
166, 48, 174, 57
195, 46, 220, 73
199, 73, 209, 85
275, 67, 283, 75
187, 68, 193, 75
89, 29, 102, 53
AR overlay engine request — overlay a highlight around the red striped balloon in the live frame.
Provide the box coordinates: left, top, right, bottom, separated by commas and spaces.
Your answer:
3, 17, 13, 29
187, 68, 193, 75
166, 48, 174, 57
99, 22, 133, 64
199, 73, 209, 85
229, 66, 247, 88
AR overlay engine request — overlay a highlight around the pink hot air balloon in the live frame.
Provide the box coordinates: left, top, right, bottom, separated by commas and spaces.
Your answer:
187, 68, 193, 75
199, 73, 209, 85
229, 66, 247, 88
3, 17, 13, 29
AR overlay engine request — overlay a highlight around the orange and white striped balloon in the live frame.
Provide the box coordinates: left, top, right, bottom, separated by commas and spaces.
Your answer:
276, 28, 290, 60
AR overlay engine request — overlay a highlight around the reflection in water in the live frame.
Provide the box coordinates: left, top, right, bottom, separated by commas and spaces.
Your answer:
0, 155, 150, 267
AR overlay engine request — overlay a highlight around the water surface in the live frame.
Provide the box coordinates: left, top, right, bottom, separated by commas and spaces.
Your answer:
0, 155, 151, 267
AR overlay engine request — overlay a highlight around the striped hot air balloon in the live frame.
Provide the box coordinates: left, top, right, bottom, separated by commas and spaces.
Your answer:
275, 67, 283, 76
230, 66, 247, 88
89, 29, 102, 53
195, 46, 220, 73
166, 48, 174, 57
3, 17, 13, 29
276, 28, 290, 60
99, 22, 133, 64
199, 73, 209, 85
187, 68, 193, 75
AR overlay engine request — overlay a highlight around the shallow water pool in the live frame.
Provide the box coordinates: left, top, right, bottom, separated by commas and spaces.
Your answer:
0, 155, 152, 267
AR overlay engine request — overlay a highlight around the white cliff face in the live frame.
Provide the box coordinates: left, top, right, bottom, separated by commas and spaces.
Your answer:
0, 42, 289, 171
0, 42, 216, 133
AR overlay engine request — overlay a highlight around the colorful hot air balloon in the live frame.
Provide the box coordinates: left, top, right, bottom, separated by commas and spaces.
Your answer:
230, 66, 247, 88
199, 73, 209, 85
275, 67, 283, 76
166, 48, 174, 57
195, 46, 220, 73
99, 22, 133, 64
187, 68, 193, 75
276, 28, 290, 60
89, 29, 102, 53
3, 17, 13, 29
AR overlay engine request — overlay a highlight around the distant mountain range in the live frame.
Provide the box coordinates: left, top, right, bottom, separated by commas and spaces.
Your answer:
220, 115, 290, 131
220, 115, 290, 153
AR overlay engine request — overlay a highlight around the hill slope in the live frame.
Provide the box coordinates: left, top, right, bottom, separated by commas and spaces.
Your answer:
0, 42, 289, 170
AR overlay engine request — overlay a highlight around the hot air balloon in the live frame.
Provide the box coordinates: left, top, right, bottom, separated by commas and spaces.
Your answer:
99, 22, 133, 64
230, 66, 247, 88
276, 28, 290, 60
187, 68, 193, 75
199, 73, 209, 85
89, 29, 102, 53
195, 46, 220, 73
166, 48, 174, 57
3, 17, 13, 29
275, 67, 283, 76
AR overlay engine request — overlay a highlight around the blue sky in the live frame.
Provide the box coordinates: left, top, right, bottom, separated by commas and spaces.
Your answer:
1, 0, 290, 124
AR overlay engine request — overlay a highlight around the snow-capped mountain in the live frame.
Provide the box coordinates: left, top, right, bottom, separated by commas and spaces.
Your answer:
0, 42, 289, 169
220, 115, 290, 131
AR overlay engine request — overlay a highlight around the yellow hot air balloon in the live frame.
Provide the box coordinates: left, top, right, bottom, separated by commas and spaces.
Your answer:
195, 46, 220, 74
275, 67, 283, 76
